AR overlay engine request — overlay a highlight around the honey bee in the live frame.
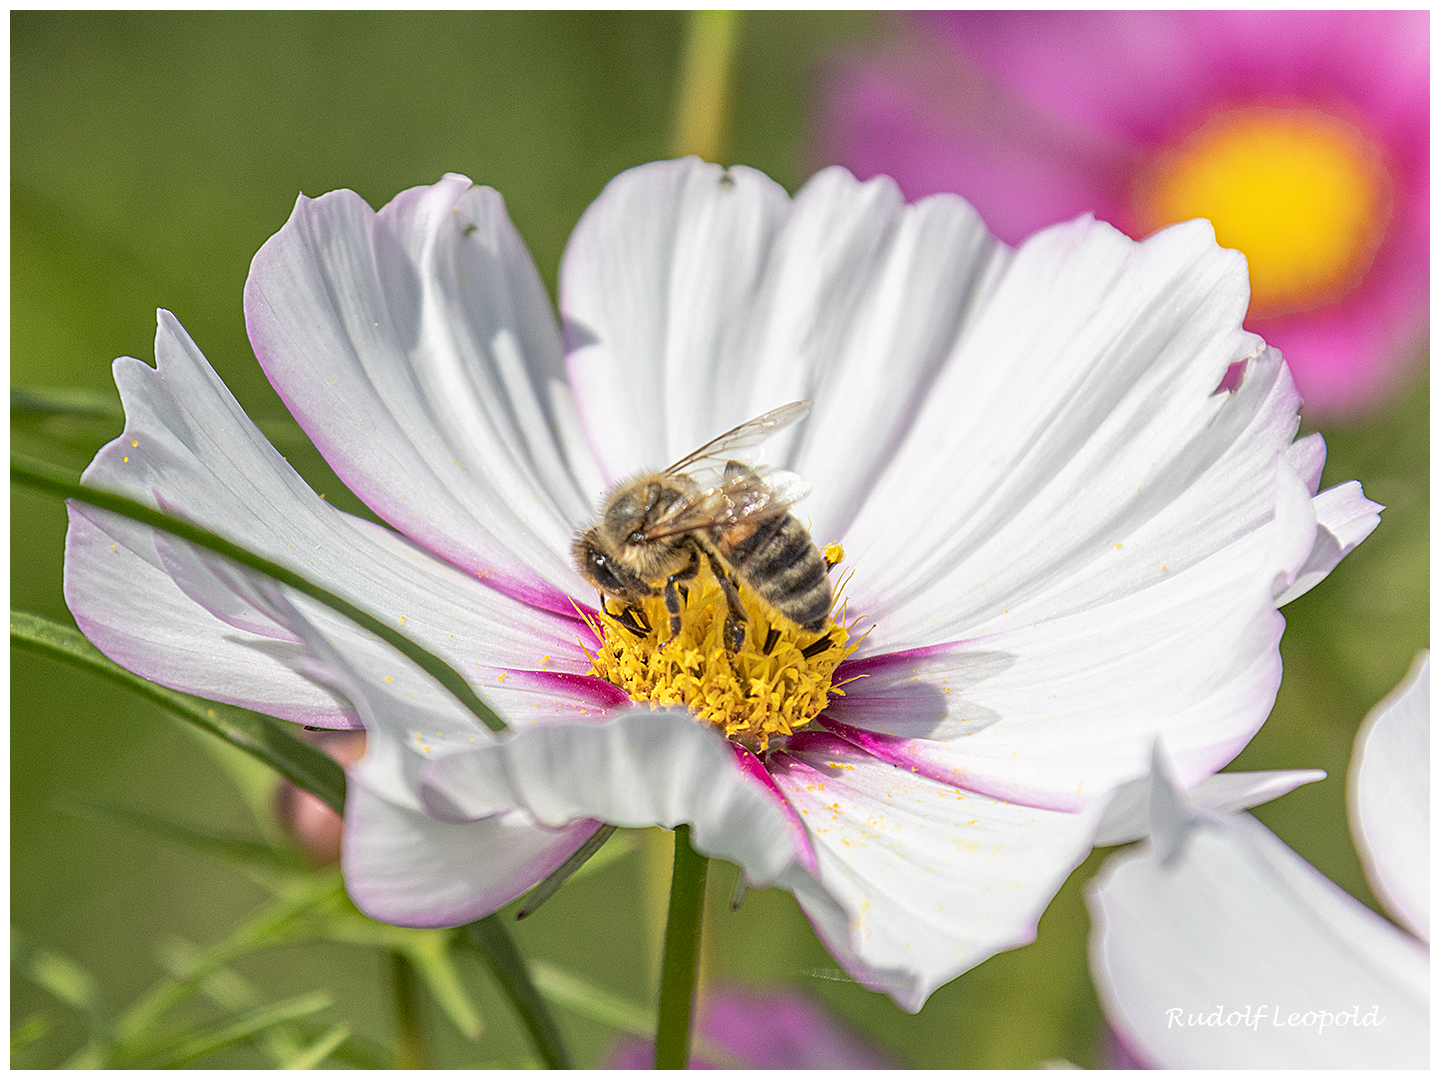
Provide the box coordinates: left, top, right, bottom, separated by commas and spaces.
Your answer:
573, 402, 832, 653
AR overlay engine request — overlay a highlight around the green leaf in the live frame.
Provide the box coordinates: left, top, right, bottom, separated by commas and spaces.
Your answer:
302, 897, 485, 1042
527, 960, 740, 1067
156, 939, 394, 1069
461, 915, 573, 1069
59, 795, 294, 872
156, 937, 306, 1068
11, 385, 122, 421
463, 1054, 542, 1069
10, 1013, 51, 1058
404, 931, 485, 1041
518, 824, 619, 920
280, 1022, 351, 1070
114, 876, 343, 1048
10, 926, 112, 1034
12, 453, 507, 733
132, 990, 332, 1068
12, 609, 346, 814
529, 959, 653, 1037
11, 385, 312, 450
287, 1023, 395, 1070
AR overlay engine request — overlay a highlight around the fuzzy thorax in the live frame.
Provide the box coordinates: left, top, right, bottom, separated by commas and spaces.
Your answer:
582, 554, 856, 753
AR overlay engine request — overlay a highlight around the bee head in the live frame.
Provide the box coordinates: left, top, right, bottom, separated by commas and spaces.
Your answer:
602, 480, 660, 540
573, 529, 632, 599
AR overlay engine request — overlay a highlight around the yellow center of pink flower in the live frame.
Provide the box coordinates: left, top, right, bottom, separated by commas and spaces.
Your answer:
1133, 107, 1393, 319
581, 544, 857, 753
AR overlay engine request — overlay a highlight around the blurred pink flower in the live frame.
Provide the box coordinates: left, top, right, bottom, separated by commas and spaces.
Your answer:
605, 985, 898, 1069
822, 11, 1429, 416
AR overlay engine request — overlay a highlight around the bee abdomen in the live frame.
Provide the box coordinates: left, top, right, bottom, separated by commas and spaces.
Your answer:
724, 515, 831, 632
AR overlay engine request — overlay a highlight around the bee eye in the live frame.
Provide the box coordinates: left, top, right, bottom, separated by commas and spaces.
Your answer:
584, 546, 624, 594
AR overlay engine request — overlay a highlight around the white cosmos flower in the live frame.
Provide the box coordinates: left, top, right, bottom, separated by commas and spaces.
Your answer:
1087, 653, 1429, 1067
64, 159, 1381, 1012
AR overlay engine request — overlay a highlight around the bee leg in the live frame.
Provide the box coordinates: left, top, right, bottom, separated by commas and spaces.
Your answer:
702, 550, 748, 652
628, 605, 653, 635
601, 596, 651, 638
801, 631, 834, 659
619, 605, 652, 637
663, 552, 702, 640
762, 627, 781, 655
618, 608, 649, 638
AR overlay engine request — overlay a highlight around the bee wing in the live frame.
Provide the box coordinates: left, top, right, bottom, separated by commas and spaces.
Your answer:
662, 401, 811, 477
643, 467, 811, 541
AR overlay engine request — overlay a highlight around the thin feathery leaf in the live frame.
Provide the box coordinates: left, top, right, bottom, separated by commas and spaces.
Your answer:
157, 938, 308, 1067
11, 386, 312, 452
10, 927, 112, 1034
529, 959, 653, 1037
132, 990, 332, 1068
518, 824, 620, 920
11, 386, 123, 422
404, 931, 485, 1040
10, 1013, 51, 1058
113, 877, 342, 1048
461, 916, 572, 1069
12, 454, 507, 732
280, 1022, 351, 1070
59, 796, 292, 871
12, 609, 345, 813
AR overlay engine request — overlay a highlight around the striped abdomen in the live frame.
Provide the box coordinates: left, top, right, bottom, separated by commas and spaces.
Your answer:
716, 513, 831, 631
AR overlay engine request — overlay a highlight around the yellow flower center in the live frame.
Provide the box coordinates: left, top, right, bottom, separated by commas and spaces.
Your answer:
581, 546, 856, 753
1132, 106, 1392, 319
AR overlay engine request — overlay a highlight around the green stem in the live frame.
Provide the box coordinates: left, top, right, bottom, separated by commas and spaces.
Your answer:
671, 10, 742, 162
390, 951, 428, 1070
654, 825, 709, 1069
11, 453, 506, 733
462, 915, 572, 1069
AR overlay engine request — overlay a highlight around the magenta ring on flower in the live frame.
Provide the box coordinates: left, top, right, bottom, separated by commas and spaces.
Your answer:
63, 159, 1379, 1011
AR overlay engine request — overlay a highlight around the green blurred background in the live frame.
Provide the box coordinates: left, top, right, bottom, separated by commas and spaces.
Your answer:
11, 11, 1428, 1069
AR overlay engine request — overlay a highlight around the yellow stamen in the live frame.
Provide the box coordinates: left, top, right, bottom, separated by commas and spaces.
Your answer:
1133, 106, 1392, 319
581, 556, 856, 753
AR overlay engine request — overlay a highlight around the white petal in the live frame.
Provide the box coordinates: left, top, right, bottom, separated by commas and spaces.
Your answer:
823, 447, 1336, 810
840, 219, 1275, 636
245, 176, 599, 607
740, 169, 1005, 544
846, 297, 1296, 647
824, 529, 1290, 810
65, 503, 357, 726
1273, 480, 1384, 606
1285, 431, 1327, 494
562, 158, 792, 482
251, 578, 808, 892
342, 781, 598, 928
1088, 813, 1429, 1068
1349, 652, 1430, 941
560, 160, 1003, 542
767, 733, 1103, 1012
63, 312, 599, 726
1096, 768, 1326, 847
424, 713, 808, 887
